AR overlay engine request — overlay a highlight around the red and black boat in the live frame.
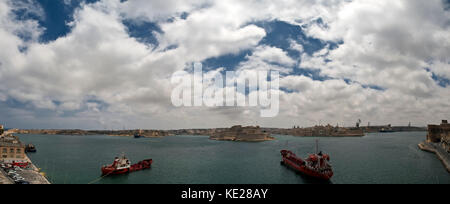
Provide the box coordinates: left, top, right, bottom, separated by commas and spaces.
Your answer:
280, 141, 333, 180
101, 154, 153, 176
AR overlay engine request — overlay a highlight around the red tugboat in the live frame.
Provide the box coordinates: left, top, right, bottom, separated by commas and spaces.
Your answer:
101, 154, 153, 176
280, 140, 333, 180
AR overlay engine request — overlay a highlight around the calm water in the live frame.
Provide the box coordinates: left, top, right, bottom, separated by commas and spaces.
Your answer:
18, 132, 450, 184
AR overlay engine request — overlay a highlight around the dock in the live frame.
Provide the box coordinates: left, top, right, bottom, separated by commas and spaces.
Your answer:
1, 128, 51, 184
23, 155, 51, 184
0, 155, 50, 184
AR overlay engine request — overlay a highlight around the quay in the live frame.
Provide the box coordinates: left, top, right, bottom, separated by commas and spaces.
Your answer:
1, 126, 51, 184
0, 168, 13, 184
418, 142, 450, 173
418, 120, 450, 173
20, 156, 51, 184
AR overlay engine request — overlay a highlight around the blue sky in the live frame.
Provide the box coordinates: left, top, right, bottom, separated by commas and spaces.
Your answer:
0, 0, 449, 129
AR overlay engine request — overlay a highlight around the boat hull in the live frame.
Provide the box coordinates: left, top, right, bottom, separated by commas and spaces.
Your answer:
101, 159, 153, 176
101, 167, 130, 176
281, 157, 333, 180
281, 150, 333, 181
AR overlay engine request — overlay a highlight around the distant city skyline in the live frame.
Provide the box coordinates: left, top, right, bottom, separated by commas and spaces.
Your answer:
0, 0, 449, 130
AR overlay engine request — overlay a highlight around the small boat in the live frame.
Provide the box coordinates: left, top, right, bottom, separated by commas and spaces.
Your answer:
25, 144, 37, 153
101, 154, 152, 176
134, 129, 144, 138
280, 140, 333, 180
379, 128, 395, 133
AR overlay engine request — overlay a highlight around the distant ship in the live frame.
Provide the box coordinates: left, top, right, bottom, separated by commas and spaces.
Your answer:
379, 128, 395, 133
101, 154, 152, 176
25, 144, 37, 153
379, 125, 395, 133
134, 129, 144, 138
280, 141, 333, 180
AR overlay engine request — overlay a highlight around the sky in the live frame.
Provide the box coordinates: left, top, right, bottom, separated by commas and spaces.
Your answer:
0, 0, 449, 130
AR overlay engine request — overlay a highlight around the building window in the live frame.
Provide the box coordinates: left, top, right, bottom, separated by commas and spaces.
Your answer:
16, 149, 21, 154
2, 155, 7, 158
10, 148, 14, 153
2, 148, 6, 153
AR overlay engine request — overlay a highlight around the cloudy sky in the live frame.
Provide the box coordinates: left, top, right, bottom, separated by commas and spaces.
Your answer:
0, 0, 449, 130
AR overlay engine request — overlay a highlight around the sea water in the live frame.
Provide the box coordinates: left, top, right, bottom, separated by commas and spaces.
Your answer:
18, 132, 450, 184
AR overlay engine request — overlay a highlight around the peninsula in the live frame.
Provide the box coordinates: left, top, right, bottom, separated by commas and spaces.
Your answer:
210, 126, 275, 142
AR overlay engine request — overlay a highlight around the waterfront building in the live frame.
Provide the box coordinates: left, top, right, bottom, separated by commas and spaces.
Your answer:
427, 120, 450, 142
427, 120, 450, 152
0, 135, 26, 163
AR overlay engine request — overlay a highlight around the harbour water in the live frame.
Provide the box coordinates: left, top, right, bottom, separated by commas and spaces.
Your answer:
18, 132, 450, 184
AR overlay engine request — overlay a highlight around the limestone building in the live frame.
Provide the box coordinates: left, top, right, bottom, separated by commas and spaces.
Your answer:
427, 120, 450, 152
0, 135, 26, 163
